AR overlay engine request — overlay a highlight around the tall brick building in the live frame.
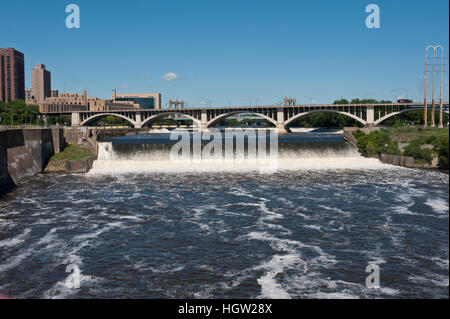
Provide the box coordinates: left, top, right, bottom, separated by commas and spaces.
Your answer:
0, 48, 25, 102
31, 64, 51, 102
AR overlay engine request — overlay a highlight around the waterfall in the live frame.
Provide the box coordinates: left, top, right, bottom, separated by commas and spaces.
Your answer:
89, 132, 388, 174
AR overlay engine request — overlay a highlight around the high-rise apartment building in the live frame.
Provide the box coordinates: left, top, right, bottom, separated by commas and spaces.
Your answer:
31, 64, 51, 102
0, 48, 25, 102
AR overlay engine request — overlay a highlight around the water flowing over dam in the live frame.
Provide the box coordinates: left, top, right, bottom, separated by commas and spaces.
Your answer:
90, 132, 387, 174
0, 131, 448, 298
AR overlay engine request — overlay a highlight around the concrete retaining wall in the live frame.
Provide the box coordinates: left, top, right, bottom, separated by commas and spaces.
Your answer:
66, 157, 95, 174
343, 129, 359, 150
52, 128, 65, 153
379, 154, 414, 168
0, 131, 12, 194
0, 128, 64, 195
65, 127, 85, 144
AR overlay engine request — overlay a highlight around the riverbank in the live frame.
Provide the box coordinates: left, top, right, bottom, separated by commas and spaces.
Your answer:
347, 126, 449, 170
44, 144, 96, 174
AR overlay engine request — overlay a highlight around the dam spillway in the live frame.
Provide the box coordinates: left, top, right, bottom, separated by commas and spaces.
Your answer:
89, 131, 388, 174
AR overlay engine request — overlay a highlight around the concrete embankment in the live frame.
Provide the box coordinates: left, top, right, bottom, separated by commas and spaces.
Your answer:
379, 154, 414, 168
0, 128, 64, 195
44, 144, 96, 174
44, 128, 99, 175
343, 127, 444, 169
0, 127, 103, 195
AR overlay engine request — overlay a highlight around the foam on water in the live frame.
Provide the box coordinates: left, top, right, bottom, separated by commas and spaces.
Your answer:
425, 198, 449, 215
0, 228, 31, 248
255, 254, 300, 299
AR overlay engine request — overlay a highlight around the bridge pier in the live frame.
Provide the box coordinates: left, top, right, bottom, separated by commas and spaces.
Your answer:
199, 109, 208, 133
199, 124, 208, 133
276, 108, 288, 134
71, 112, 80, 126
135, 112, 142, 129
366, 106, 375, 125
276, 124, 288, 134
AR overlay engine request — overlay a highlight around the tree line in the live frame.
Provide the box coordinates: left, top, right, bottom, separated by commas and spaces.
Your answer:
0, 100, 43, 125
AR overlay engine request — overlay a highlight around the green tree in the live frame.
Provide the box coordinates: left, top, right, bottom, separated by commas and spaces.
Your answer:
403, 139, 433, 164
0, 99, 41, 125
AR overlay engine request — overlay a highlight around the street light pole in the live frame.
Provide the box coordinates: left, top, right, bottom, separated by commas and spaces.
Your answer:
424, 45, 443, 127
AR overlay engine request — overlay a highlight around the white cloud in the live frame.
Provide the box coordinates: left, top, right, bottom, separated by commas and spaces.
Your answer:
120, 84, 129, 89
162, 72, 179, 81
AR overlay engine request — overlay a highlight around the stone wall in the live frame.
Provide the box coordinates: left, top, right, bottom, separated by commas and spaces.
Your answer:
0, 128, 64, 195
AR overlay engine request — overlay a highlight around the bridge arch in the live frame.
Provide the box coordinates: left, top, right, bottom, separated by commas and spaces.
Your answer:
206, 111, 277, 128
141, 112, 201, 127
284, 110, 367, 127
80, 113, 137, 127
373, 108, 449, 125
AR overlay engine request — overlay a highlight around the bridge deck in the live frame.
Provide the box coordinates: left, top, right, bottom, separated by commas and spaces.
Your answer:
40, 102, 449, 115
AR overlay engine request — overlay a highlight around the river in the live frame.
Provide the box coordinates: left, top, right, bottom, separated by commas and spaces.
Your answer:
0, 131, 448, 298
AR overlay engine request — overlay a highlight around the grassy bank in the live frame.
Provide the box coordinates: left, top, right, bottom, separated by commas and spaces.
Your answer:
45, 144, 95, 173
352, 127, 449, 168
50, 144, 94, 162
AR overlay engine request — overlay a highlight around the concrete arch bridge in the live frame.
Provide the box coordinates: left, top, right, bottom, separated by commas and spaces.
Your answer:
69, 102, 449, 133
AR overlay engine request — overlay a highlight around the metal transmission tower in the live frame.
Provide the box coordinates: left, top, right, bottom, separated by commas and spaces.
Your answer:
424, 45, 445, 127
438, 47, 445, 128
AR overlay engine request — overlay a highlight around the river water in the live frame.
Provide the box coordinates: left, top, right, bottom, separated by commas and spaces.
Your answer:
0, 132, 448, 298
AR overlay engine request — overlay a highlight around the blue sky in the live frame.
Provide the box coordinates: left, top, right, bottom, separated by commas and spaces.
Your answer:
1, 0, 448, 106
